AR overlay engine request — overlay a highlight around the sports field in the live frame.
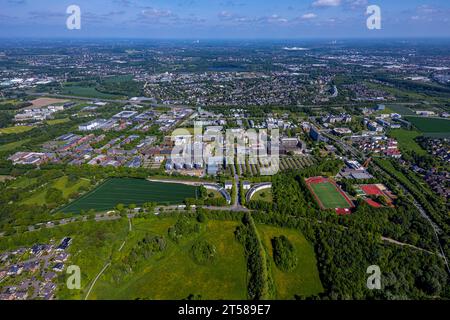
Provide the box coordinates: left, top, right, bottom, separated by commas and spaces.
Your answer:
60, 178, 198, 213
306, 177, 353, 210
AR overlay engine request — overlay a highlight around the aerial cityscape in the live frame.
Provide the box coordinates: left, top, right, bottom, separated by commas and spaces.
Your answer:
0, 0, 449, 307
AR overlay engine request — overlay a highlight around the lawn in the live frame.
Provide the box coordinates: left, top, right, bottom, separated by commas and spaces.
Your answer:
251, 189, 273, 202
60, 178, 198, 213
0, 126, 33, 134
21, 176, 91, 206
406, 116, 450, 137
257, 225, 323, 299
388, 129, 426, 155
206, 189, 226, 200
90, 218, 248, 300
309, 181, 352, 209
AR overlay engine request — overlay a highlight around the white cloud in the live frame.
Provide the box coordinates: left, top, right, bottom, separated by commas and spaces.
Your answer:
301, 13, 317, 20
345, 0, 368, 10
140, 7, 175, 19
312, 0, 341, 8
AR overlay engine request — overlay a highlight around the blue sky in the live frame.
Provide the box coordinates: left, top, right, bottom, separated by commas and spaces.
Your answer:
1, 0, 450, 38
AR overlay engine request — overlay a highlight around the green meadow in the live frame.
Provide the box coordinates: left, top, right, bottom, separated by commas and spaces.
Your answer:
388, 129, 426, 155
257, 225, 324, 299
90, 218, 248, 300
21, 176, 91, 206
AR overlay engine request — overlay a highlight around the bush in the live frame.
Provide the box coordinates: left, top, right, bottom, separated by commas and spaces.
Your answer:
271, 236, 297, 272
191, 240, 216, 265
197, 212, 207, 223
168, 218, 200, 243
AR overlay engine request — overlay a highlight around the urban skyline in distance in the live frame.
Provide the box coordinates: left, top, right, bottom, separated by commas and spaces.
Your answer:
1, 0, 450, 38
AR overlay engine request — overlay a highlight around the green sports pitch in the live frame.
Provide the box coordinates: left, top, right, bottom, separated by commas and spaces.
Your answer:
306, 178, 353, 210
59, 178, 198, 213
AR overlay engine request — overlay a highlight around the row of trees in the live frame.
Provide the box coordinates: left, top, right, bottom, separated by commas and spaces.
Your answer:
234, 213, 275, 300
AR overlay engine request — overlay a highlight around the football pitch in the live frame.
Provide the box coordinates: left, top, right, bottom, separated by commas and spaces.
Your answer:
308, 181, 353, 210
59, 178, 198, 213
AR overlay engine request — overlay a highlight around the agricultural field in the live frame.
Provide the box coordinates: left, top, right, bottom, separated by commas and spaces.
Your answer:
60, 178, 198, 213
226, 156, 316, 177
89, 218, 248, 300
279, 156, 316, 172
388, 129, 426, 155
257, 225, 323, 299
406, 116, 450, 137
29, 98, 68, 108
305, 177, 353, 210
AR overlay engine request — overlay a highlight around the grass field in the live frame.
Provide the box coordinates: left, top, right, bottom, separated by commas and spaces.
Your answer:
45, 118, 71, 125
21, 176, 91, 206
387, 105, 416, 116
8, 176, 37, 188
257, 225, 323, 299
251, 189, 273, 202
207, 189, 226, 200
0, 126, 33, 134
60, 178, 198, 213
406, 116, 450, 137
90, 218, 248, 300
0, 139, 31, 152
307, 178, 353, 210
388, 129, 426, 155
